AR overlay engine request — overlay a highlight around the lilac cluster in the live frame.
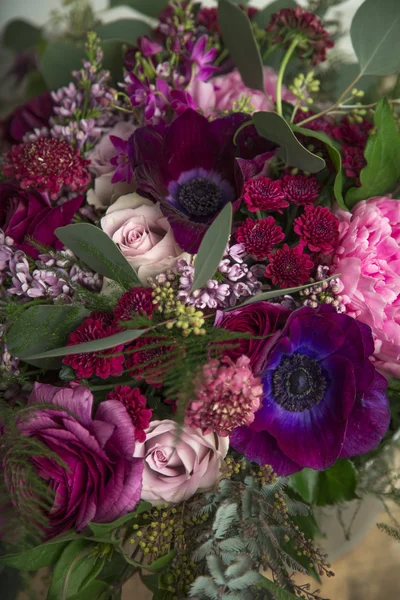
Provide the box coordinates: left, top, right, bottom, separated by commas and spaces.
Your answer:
299, 265, 346, 313
176, 244, 262, 310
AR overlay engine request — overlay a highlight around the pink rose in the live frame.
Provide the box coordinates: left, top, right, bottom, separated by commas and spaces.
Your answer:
332, 196, 400, 377
133, 420, 228, 504
101, 193, 184, 284
189, 67, 295, 116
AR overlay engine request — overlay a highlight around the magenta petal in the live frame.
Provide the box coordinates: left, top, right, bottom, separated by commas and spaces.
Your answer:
95, 400, 136, 456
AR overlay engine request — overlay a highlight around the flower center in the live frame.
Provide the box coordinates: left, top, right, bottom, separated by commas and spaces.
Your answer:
272, 353, 327, 412
177, 177, 224, 217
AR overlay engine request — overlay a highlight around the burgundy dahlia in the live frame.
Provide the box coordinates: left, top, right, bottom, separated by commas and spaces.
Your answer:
235, 217, 284, 259
294, 205, 339, 254
265, 244, 313, 288
114, 288, 154, 323
3, 138, 91, 200
267, 6, 334, 65
281, 174, 320, 205
63, 312, 125, 379
106, 385, 152, 443
243, 177, 289, 213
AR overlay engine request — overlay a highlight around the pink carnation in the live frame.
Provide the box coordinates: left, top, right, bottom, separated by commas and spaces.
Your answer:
332, 196, 400, 377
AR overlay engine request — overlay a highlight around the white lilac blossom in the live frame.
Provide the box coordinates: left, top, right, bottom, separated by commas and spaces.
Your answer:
299, 265, 345, 313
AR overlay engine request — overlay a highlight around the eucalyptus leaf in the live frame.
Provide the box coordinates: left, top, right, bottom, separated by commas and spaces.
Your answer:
253, 112, 325, 173
289, 460, 358, 506
218, 0, 264, 92
40, 42, 86, 90
350, 0, 400, 76
345, 98, 400, 208
292, 125, 346, 210
56, 223, 140, 289
257, 576, 298, 599
7, 305, 90, 369
237, 275, 338, 307
47, 540, 97, 600
3, 19, 42, 52
95, 19, 151, 45
191, 202, 232, 293
108, 0, 167, 18
253, 0, 297, 29
87, 501, 152, 538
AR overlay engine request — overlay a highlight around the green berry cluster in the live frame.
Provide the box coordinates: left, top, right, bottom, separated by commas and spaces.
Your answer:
148, 271, 179, 318
290, 71, 320, 111
251, 464, 277, 487
165, 303, 206, 337
221, 456, 247, 479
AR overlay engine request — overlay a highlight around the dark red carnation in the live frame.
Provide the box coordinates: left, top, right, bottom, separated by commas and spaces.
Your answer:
332, 116, 373, 147
342, 146, 366, 184
265, 244, 314, 288
196, 7, 220, 33
243, 177, 289, 213
114, 288, 154, 323
281, 174, 320, 205
294, 109, 335, 136
63, 312, 125, 380
106, 385, 152, 443
126, 336, 175, 386
2, 92, 54, 144
294, 205, 339, 254
235, 217, 284, 259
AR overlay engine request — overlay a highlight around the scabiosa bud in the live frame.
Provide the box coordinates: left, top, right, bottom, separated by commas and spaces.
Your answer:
281, 174, 320, 206
265, 244, 314, 288
3, 138, 91, 200
105, 385, 152, 442
235, 217, 285, 260
243, 177, 289, 213
114, 288, 154, 323
294, 205, 339, 254
185, 355, 263, 437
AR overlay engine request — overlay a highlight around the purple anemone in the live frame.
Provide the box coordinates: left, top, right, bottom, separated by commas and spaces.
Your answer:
231, 305, 390, 475
128, 108, 275, 252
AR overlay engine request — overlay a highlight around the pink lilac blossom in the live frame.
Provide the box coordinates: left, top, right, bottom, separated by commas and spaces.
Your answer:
332, 196, 400, 377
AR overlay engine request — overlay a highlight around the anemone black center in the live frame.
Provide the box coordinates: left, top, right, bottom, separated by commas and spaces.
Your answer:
178, 177, 224, 218
272, 353, 327, 412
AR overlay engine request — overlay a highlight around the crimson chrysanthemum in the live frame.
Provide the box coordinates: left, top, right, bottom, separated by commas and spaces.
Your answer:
114, 288, 154, 323
63, 312, 125, 379
185, 355, 263, 437
243, 177, 289, 213
235, 217, 284, 259
342, 146, 366, 184
332, 116, 373, 147
3, 137, 91, 200
105, 385, 152, 443
267, 6, 334, 65
294, 205, 339, 254
281, 174, 320, 205
126, 336, 175, 386
265, 244, 314, 288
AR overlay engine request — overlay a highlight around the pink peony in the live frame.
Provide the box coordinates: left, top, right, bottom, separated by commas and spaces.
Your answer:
133, 420, 228, 504
189, 67, 295, 117
332, 196, 400, 377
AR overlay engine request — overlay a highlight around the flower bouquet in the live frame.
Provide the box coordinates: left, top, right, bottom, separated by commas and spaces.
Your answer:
0, 0, 400, 599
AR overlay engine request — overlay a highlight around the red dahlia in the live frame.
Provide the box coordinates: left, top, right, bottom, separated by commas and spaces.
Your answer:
3, 137, 91, 201
235, 217, 284, 259
63, 312, 125, 380
243, 177, 289, 213
342, 146, 366, 184
294, 205, 339, 254
265, 244, 314, 288
114, 288, 154, 323
106, 385, 152, 443
267, 6, 334, 65
281, 174, 320, 205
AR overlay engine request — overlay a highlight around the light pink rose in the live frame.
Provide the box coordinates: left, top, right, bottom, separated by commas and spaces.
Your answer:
133, 420, 229, 504
101, 193, 184, 284
189, 67, 295, 116
332, 196, 400, 377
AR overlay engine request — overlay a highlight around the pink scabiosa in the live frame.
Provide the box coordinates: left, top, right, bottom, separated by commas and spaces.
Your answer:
294, 205, 339, 254
266, 6, 334, 65
281, 174, 320, 206
3, 138, 91, 200
243, 177, 289, 213
235, 217, 284, 259
265, 244, 314, 288
63, 312, 125, 379
114, 288, 154, 323
105, 385, 152, 443
185, 356, 263, 437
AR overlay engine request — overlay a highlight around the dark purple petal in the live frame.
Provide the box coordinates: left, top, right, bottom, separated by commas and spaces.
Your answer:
287, 311, 345, 360
320, 355, 356, 420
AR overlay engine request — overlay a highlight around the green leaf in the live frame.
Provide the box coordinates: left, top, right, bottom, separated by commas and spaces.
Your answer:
47, 540, 96, 600
25, 71, 48, 99
68, 580, 109, 600
290, 460, 358, 506
3, 19, 42, 52
253, 0, 297, 29
345, 98, 400, 208
0, 532, 82, 571
56, 223, 140, 289
40, 42, 86, 90
87, 502, 152, 538
257, 576, 298, 599
147, 549, 176, 571
108, 0, 167, 18
191, 202, 232, 293
95, 19, 151, 45
350, 0, 400, 76
253, 112, 326, 173
292, 125, 346, 210
218, 0, 264, 92
7, 305, 90, 369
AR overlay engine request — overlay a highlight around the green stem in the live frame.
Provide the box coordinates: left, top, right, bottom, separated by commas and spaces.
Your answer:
214, 47, 229, 67
90, 380, 140, 392
22, 298, 54, 309
276, 38, 299, 117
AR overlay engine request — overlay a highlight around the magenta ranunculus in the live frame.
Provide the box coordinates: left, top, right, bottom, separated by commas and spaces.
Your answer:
0, 183, 83, 258
12, 383, 143, 536
332, 196, 400, 377
2, 92, 54, 144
